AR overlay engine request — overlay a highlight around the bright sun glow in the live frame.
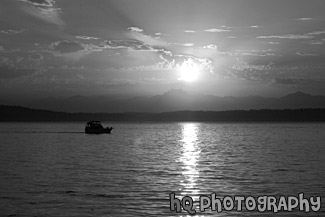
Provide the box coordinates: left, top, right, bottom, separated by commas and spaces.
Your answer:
178, 59, 200, 82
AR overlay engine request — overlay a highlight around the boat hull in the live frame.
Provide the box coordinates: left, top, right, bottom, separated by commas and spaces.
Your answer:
85, 127, 113, 134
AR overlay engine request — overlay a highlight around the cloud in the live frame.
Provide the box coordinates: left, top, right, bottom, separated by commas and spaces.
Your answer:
250, 25, 259, 28
103, 40, 151, 51
309, 41, 323, 45
232, 59, 275, 72
296, 18, 313, 21
127, 27, 168, 47
51, 40, 84, 53
119, 63, 170, 73
19, 0, 54, 7
257, 31, 325, 42
154, 32, 166, 37
202, 44, 218, 49
29, 53, 43, 60
182, 43, 194, 47
272, 77, 305, 85
205, 28, 230, 33
0, 29, 25, 34
170, 42, 195, 47
296, 51, 317, 56
184, 30, 196, 33
234, 49, 275, 57
257, 34, 314, 40
75, 35, 99, 40
127, 27, 143, 32
114, 53, 175, 73
115, 50, 214, 75
307, 30, 325, 35
0, 66, 36, 79
268, 42, 280, 45
19, 0, 64, 28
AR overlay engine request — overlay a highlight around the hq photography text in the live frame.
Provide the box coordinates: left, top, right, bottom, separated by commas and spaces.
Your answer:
170, 192, 321, 215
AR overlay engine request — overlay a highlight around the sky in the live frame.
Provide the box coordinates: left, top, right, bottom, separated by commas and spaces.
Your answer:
1, 0, 325, 100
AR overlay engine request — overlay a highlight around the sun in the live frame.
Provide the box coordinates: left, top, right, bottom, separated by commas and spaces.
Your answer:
178, 59, 200, 82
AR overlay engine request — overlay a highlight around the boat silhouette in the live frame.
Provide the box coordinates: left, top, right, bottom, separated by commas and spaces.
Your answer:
85, 121, 113, 134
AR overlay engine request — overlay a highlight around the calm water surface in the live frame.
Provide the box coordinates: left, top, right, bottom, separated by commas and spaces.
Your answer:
0, 122, 324, 216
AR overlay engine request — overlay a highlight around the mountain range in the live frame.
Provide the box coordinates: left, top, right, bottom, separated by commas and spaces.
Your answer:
1, 105, 325, 122
2, 90, 325, 113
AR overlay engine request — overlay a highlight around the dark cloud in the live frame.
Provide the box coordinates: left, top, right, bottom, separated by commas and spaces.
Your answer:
272, 77, 305, 85
51, 40, 84, 53
29, 53, 43, 60
104, 40, 152, 51
0, 66, 35, 79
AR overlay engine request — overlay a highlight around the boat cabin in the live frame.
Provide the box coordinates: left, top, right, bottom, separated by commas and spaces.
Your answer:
86, 121, 104, 129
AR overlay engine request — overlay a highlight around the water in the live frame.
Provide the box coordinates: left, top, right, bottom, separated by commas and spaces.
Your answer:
0, 122, 324, 216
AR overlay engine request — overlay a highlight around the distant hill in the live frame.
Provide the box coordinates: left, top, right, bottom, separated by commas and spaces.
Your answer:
6, 90, 323, 113
1, 105, 325, 122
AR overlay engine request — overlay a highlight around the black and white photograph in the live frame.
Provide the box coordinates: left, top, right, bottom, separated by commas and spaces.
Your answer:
0, 0, 324, 216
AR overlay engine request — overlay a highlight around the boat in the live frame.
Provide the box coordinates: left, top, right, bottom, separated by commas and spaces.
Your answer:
85, 121, 113, 134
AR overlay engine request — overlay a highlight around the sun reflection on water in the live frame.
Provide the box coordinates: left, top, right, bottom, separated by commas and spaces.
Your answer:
179, 123, 201, 203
